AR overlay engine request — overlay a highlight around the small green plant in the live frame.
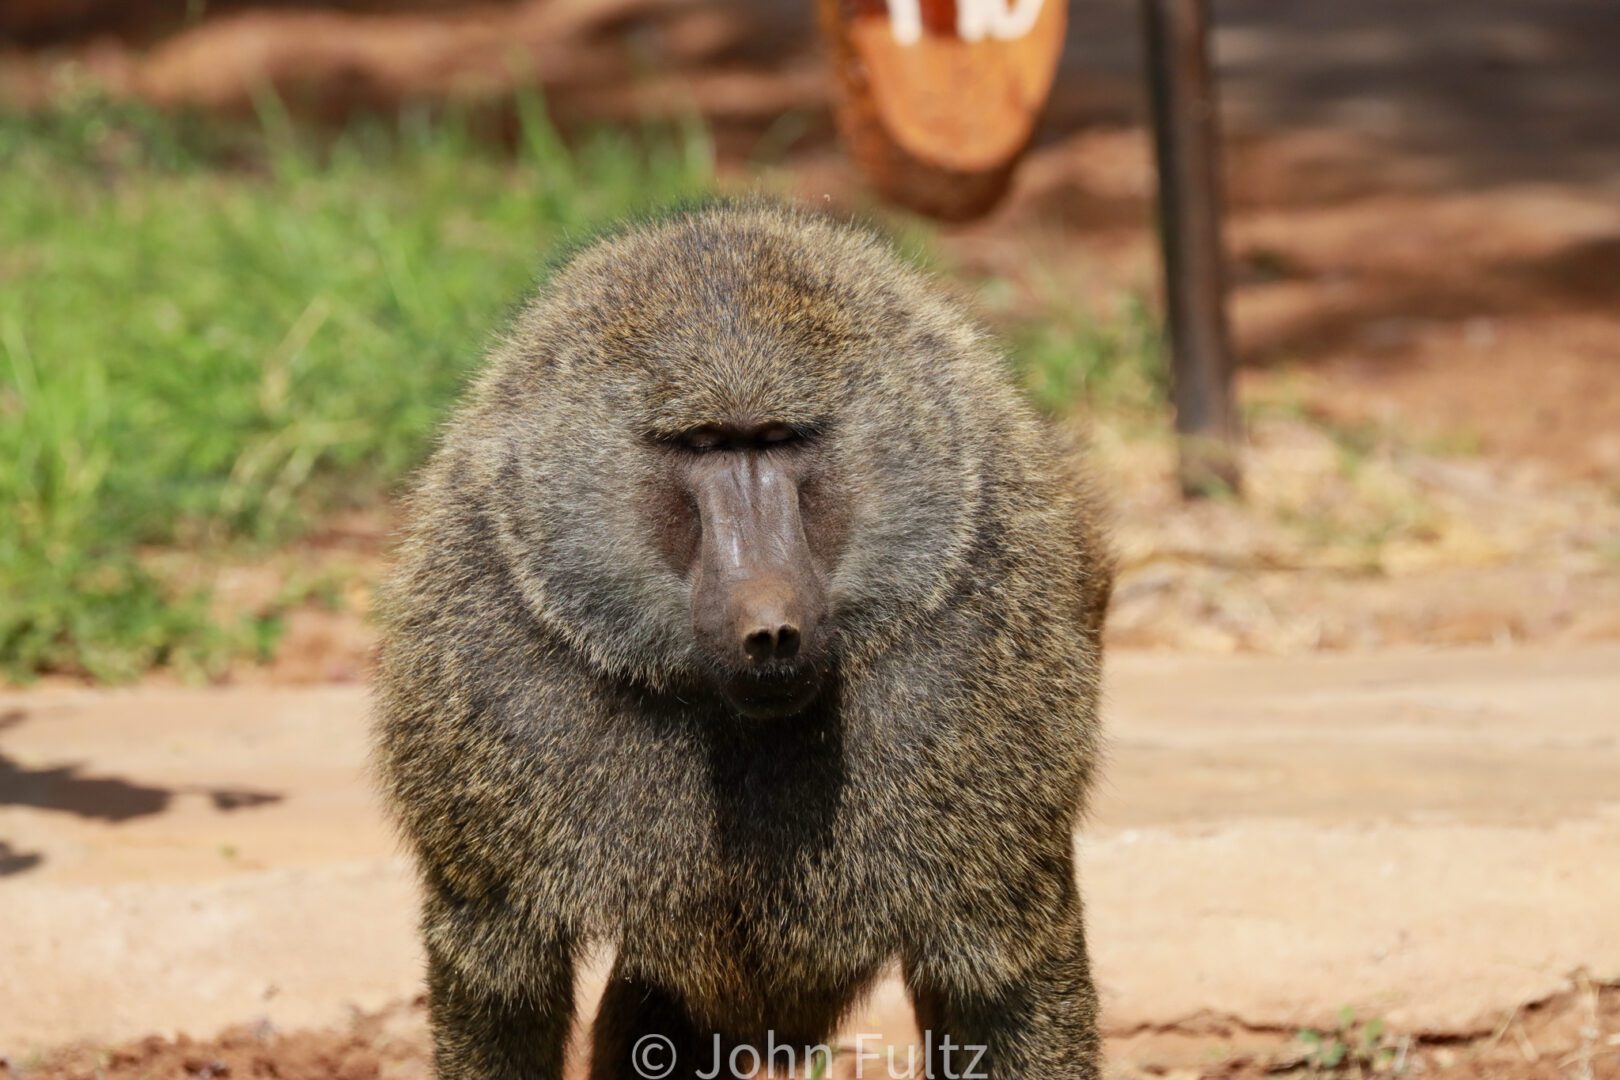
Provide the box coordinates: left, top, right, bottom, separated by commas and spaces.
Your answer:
1297, 1008, 1399, 1073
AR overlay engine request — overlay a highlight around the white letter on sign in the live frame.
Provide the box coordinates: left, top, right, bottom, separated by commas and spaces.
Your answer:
888, 0, 923, 44
958, 0, 1044, 41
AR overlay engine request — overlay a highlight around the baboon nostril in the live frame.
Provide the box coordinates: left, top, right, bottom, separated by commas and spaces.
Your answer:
743, 628, 775, 663
742, 624, 801, 662
775, 625, 800, 659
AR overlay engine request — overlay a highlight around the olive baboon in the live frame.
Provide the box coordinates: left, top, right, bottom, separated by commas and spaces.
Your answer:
374, 202, 1111, 1079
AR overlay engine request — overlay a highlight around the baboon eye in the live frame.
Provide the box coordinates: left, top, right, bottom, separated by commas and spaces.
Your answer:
758, 424, 799, 446
670, 424, 807, 452
680, 427, 727, 452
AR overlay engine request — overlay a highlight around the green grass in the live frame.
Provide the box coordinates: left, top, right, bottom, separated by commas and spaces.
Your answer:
0, 94, 714, 680
1010, 291, 1168, 417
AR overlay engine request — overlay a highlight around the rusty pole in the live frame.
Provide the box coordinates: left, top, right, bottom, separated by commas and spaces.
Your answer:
1141, 0, 1242, 496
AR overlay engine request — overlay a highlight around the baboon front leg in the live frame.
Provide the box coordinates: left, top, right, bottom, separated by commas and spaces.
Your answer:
589, 966, 711, 1080
906, 904, 1101, 1080
426, 942, 575, 1080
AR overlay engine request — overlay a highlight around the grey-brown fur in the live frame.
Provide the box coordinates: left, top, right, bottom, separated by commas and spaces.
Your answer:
374, 202, 1112, 1078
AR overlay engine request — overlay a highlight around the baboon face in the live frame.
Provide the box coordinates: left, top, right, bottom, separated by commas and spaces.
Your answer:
481, 211, 985, 717
658, 422, 835, 718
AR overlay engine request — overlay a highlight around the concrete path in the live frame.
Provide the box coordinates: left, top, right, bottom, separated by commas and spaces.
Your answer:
2, 645, 1617, 1057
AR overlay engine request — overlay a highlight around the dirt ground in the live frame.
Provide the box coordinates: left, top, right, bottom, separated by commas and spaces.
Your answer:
5, 648, 1619, 1077
14, 982, 1619, 1080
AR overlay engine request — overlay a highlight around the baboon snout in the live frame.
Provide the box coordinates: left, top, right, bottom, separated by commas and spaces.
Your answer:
693, 521, 826, 669
686, 448, 828, 715
705, 573, 825, 718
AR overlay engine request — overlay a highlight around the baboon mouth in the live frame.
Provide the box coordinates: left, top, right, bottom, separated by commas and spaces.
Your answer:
719, 667, 823, 719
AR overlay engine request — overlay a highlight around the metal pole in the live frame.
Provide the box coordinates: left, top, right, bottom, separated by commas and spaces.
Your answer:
1141, 0, 1242, 496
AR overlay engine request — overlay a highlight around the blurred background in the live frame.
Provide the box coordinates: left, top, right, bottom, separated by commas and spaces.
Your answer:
3, 0, 1619, 682
1, 2, 1617, 1078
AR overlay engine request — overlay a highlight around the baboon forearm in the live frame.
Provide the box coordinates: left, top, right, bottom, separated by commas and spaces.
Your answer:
427, 948, 574, 1080
908, 924, 1101, 1079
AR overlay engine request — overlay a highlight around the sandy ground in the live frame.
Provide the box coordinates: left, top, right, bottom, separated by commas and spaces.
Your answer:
4, 645, 1617, 1076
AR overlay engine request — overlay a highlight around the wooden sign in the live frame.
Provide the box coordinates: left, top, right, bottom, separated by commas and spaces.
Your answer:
819, 0, 1067, 220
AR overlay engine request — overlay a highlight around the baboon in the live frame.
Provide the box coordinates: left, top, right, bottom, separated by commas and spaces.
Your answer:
374, 202, 1112, 1080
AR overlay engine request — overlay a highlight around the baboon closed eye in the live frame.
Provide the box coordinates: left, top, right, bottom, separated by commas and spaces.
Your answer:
669, 421, 807, 453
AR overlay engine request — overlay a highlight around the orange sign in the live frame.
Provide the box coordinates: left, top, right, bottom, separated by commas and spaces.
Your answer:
822, 0, 1067, 219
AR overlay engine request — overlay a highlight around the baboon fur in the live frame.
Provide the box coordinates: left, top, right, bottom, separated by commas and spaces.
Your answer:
374, 202, 1112, 1079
